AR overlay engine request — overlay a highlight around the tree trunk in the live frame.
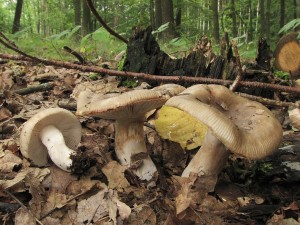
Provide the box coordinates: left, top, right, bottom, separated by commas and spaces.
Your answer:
155, 0, 162, 29
150, 0, 155, 30
12, 0, 24, 34
280, 0, 285, 27
265, 0, 271, 40
230, 0, 237, 37
258, 0, 265, 37
41, 0, 48, 36
161, 0, 176, 40
294, 0, 298, 19
82, 0, 92, 36
73, 0, 81, 26
212, 0, 220, 43
248, 0, 253, 41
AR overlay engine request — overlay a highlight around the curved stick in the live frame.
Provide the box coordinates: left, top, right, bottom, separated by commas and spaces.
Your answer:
86, 0, 128, 44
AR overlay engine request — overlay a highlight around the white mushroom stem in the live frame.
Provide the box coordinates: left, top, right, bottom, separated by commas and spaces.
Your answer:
182, 129, 230, 177
115, 120, 157, 181
39, 125, 75, 172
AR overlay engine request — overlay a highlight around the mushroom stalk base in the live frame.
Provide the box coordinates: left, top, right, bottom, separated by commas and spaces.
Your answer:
182, 129, 230, 178
39, 125, 75, 172
115, 120, 157, 181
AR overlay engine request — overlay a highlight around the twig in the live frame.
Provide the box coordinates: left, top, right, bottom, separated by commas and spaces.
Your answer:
85, 0, 128, 44
230, 40, 244, 91
1, 53, 300, 95
3, 189, 44, 225
63, 46, 86, 64
237, 92, 300, 108
0, 83, 54, 98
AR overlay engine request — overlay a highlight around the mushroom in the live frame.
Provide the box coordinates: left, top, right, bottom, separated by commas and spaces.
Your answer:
76, 84, 185, 181
20, 108, 82, 172
161, 84, 283, 177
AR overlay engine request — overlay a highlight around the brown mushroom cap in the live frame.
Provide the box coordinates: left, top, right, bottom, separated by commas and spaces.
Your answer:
20, 108, 82, 166
76, 84, 185, 120
166, 84, 283, 159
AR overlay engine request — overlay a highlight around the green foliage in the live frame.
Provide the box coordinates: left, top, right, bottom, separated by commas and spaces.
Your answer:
122, 78, 139, 88
152, 23, 170, 35
88, 73, 101, 80
278, 19, 300, 35
80, 28, 126, 60
274, 70, 290, 81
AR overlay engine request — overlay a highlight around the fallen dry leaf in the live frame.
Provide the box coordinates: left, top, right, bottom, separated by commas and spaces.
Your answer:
0, 167, 50, 190
173, 173, 217, 215
14, 208, 36, 225
102, 161, 130, 189
0, 150, 22, 173
126, 204, 156, 225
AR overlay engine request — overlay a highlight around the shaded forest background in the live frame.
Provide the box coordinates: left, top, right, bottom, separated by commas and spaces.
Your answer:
0, 0, 299, 60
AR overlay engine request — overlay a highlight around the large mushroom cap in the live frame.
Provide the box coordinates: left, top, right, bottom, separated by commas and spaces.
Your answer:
76, 84, 185, 120
20, 108, 82, 166
165, 84, 283, 159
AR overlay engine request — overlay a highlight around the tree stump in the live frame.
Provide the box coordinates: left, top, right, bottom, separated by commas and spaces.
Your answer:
122, 27, 224, 84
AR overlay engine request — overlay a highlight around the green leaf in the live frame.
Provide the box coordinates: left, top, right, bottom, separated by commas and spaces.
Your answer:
279, 19, 300, 34
66, 25, 81, 39
152, 22, 170, 34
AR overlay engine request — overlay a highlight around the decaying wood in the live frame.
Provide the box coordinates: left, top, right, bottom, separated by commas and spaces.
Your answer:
123, 27, 224, 81
256, 37, 272, 70
274, 32, 300, 78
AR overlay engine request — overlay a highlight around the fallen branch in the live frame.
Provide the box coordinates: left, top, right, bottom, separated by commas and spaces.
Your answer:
1, 53, 300, 95
0, 83, 54, 98
0, 31, 18, 49
63, 46, 86, 64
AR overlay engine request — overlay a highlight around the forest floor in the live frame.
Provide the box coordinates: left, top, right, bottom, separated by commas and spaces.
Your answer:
0, 59, 299, 225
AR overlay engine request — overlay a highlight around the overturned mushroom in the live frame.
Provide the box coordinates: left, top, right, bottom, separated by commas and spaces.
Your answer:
158, 84, 282, 178
76, 84, 185, 181
20, 108, 82, 172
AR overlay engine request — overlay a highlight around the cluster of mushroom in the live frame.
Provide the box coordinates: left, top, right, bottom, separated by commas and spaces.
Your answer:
19, 83, 283, 182
156, 84, 283, 178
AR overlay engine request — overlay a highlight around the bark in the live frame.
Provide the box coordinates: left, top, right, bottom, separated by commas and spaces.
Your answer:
294, 0, 298, 19
161, 0, 177, 40
280, 0, 285, 27
12, 0, 23, 34
41, 0, 48, 36
73, 0, 81, 26
82, 0, 92, 36
248, 0, 253, 41
154, 0, 162, 29
150, 0, 155, 30
212, 0, 220, 43
265, 0, 271, 40
258, 0, 265, 37
230, 0, 237, 37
